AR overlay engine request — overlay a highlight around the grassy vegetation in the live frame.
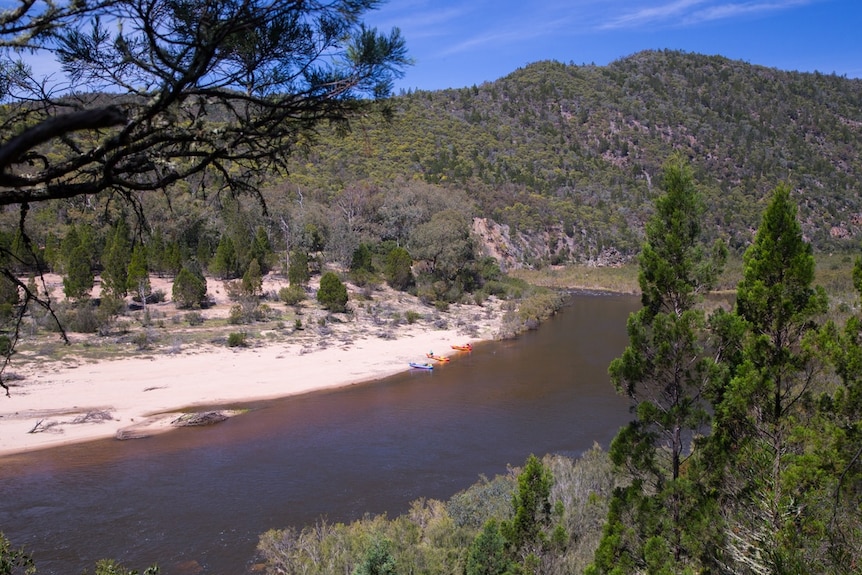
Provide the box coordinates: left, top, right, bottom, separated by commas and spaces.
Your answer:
510, 264, 640, 294
256, 448, 615, 575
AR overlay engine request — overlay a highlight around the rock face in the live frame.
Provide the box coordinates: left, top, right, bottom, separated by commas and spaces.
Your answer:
471, 217, 629, 270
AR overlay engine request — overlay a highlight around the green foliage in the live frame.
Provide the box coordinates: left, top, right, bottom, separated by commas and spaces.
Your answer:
242, 258, 263, 297
257, 450, 617, 575
101, 218, 132, 299
0, 532, 34, 575
353, 538, 397, 575
288, 250, 310, 287
465, 520, 511, 575
404, 310, 422, 324
410, 209, 474, 283
706, 183, 831, 573
0, 275, 19, 308
172, 265, 208, 309
384, 246, 414, 291
210, 234, 240, 280
350, 243, 374, 273
62, 225, 95, 300
317, 272, 348, 312
90, 558, 159, 575
251, 226, 274, 274
227, 332, 247, 347
127, 244, 151, 300
595, 158, 726, 573
278, 285, 306, 306
502, 454, 553, 554
184, 311, 204, 326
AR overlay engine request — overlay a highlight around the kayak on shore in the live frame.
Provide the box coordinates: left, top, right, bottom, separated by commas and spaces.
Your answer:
409, 362, 434, 370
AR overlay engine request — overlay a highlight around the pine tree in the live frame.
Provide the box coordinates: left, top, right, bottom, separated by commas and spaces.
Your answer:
814, 256, 862, 573
127, 244, 151, 303
101, 218, 132, 299
242, 258, 263, 297
210, 234, 239, 279
502, 454, 553, 554
288, 250, 310, 287
710, 183, 828, 573
591, 156, 726, 573
251, 226, 273, 275
317, 271, 348, 312
466, 520, 511, 575
61, 226, 94, 300
172, 264, 208, 309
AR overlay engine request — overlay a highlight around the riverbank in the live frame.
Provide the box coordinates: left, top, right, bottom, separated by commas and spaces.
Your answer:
0, 274, 504, 457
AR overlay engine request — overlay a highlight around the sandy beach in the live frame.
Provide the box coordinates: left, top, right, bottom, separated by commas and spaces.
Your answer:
0, 274, 504, 457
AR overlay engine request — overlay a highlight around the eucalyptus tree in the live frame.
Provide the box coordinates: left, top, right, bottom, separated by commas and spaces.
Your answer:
0, 0, 410, 382
590, 157, 726, 573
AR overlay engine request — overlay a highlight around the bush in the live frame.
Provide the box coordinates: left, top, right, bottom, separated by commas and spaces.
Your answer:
350, 243, 374, 273
185, 311, 205, 326
227, 332, 247, 347
405, 310, 423, 324
384, 246, 414, 291
278, 285, 306, 306
132, 329, 157, 351
0, 334, 11, 356
242, 258, 263, 296
61, 301, 100, 333
288, 250, 310, 287
173, 265, 208, 309
228, 303, 251, 325
223, 280, 244, 302
317, 272, 348, 312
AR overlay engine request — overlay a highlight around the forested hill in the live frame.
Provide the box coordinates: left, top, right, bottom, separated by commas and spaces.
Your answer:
284, 49, 862, 260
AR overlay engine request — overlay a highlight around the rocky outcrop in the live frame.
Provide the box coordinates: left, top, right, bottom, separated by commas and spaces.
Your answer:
471, 217, 629, 270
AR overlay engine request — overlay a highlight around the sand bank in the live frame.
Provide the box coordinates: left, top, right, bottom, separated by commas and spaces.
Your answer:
0, 275, 503, 457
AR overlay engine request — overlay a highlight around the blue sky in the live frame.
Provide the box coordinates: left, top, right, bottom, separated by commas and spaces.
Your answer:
365, 0, 862, 92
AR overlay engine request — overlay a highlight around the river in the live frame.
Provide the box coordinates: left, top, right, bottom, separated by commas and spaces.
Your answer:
0, 293, 638, 574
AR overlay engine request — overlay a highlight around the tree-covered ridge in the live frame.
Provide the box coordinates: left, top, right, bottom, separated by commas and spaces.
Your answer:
286, 50, 862, 256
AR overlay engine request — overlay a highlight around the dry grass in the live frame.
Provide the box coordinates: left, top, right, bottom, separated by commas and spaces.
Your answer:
510, 264, 640, 294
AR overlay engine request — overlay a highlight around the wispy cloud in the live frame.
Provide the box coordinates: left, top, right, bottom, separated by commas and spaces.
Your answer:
439, 19, 568, 57
600, 0, 816, 30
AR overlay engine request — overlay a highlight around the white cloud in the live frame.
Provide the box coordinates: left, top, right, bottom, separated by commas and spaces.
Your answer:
600, 0, 816, 30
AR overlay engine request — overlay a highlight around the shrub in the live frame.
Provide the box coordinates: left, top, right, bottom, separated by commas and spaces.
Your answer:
288, 250, 310, 287
278, 285, 306, 306
0, 334, 11, 356
405, 310, 422, 324
185, 311, 205, 326
173, 265, 207, 309
228, 304, 245, 324
242, 258, 263, 296
350, 243, 374, 273
61, 301, 99, 333
223, 280, 244, 302
132, 329, 157, 351
227, 332, 247, 347
384, 246, 414, 291
317, 272, 348, 312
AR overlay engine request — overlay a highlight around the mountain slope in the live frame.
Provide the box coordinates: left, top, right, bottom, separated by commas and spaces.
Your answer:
285, 50, 862, 261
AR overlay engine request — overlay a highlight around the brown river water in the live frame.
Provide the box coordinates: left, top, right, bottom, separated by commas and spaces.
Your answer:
0, 293, 638, 575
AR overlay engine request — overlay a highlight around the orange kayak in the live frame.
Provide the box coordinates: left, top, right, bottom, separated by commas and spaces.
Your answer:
451, 344, 473, 351
426, 353, 450, 362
